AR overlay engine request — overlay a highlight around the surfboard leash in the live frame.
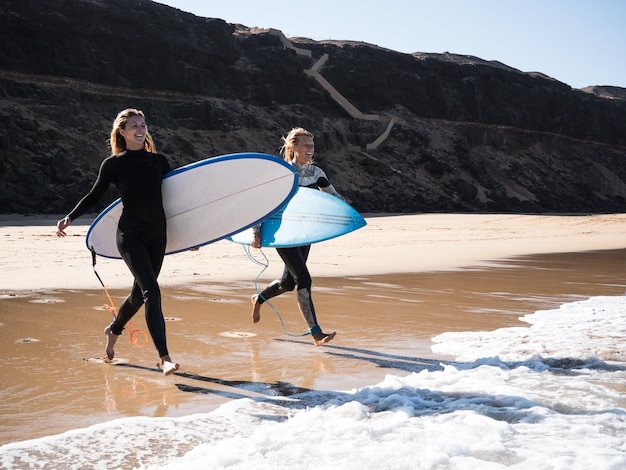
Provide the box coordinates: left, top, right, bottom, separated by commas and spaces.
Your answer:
89, 247, 148, 348
242, 245, 310, 338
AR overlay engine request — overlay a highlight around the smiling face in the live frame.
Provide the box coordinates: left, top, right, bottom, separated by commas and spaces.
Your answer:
118, 115, 148, 151
293, 135, 315, 164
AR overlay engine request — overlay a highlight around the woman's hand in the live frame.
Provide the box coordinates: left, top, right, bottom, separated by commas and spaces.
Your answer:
251, 231, 262, 249
56, 216, 71, 237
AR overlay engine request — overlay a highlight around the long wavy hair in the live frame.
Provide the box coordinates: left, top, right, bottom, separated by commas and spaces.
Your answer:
109, 108, 156, 155
279, 127, 314, 163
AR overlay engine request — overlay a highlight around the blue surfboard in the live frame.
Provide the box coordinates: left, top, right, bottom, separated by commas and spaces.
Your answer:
86, 153, 298, 259
228, 187, 366, 248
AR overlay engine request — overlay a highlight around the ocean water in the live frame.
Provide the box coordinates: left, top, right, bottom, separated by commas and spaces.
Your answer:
1, 253, 626, 469
2, 295, 625, 469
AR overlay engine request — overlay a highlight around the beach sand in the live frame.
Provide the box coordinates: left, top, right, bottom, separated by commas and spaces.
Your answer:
2, 212, 626, 444
3, 212, 626, 291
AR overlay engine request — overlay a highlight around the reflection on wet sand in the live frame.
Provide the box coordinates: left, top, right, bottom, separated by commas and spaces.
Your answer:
1, 249, 626, 444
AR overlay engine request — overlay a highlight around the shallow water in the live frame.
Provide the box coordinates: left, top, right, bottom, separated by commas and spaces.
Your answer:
1, 249, 626, 446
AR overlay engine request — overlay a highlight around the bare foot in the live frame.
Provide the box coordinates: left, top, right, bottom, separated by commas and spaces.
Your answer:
313, 331, 336, 347
160, 356, 179, 376
104, 326, 118, 360
251, 294, 261, 323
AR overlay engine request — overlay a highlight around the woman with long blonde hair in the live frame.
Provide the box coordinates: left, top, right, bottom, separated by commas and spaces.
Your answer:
251, 127, 342, 346
56, 108, 179, 375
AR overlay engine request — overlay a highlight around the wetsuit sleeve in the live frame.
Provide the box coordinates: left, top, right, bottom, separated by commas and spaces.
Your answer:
315, 168, 343, 200
159, 153, 172, 175
67, 157, 115, 221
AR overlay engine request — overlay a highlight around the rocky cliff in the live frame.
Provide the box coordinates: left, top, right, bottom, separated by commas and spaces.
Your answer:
1, 0, 626, 215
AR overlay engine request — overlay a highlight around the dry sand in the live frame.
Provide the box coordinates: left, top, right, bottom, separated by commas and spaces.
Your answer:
2, 212, 626, 291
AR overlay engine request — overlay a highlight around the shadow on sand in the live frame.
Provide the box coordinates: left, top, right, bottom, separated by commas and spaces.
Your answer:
122, 339, 626, 425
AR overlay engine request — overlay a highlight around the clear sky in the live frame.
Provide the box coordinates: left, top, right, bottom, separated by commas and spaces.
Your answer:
155, 0, 625, 89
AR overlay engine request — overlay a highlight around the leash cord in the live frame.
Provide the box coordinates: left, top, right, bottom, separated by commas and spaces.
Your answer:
242, 244, 309, 337
90, 247, 148, 347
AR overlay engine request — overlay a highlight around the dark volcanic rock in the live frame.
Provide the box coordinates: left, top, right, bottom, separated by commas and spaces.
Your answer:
1, 0, 238, 95
1, 0, 626, 215
296, 41, 626, 146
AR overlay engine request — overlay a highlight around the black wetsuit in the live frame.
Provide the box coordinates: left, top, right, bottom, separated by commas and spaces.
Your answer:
68, 149, 172, 357
257, 161, 342, 335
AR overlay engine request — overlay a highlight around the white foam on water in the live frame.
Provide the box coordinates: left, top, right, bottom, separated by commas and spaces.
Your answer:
2, 296, 625, 469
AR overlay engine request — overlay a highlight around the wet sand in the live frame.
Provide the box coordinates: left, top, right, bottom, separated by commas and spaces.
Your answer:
2, 213, 626, 444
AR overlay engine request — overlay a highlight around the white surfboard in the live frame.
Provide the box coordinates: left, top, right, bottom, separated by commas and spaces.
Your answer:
228, 187, 366, 248
86, 153, 298, 259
